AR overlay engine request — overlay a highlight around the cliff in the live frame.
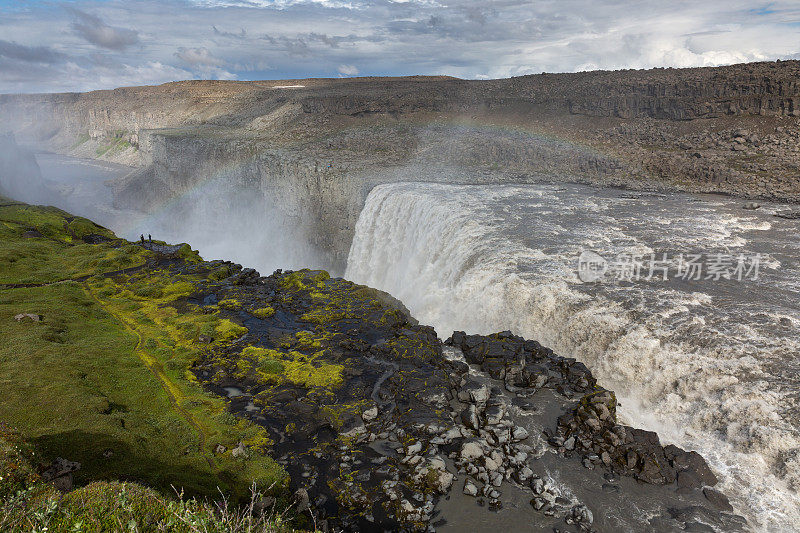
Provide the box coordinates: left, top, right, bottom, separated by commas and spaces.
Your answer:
1, 61, 799, 272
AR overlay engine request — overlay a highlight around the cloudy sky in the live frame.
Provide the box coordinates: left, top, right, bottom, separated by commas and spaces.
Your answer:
0, 0, 798, 94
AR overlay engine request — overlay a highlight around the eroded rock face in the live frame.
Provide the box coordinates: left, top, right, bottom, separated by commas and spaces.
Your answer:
3, 62, 800, 275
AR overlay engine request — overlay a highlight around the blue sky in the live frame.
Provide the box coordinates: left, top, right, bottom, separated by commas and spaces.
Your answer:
0, 0, 799, 93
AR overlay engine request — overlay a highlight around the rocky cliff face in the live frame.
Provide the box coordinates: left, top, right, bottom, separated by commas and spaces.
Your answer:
1, 61, 799, 272
559, 60, 800, 119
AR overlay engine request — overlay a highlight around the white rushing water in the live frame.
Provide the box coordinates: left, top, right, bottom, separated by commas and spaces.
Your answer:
346, 182, 800, 532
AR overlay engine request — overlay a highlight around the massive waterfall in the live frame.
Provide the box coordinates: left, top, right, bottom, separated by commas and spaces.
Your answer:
346, 181, 800, 531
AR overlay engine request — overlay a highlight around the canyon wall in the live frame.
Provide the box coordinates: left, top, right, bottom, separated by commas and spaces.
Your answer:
1, 61, 799, 271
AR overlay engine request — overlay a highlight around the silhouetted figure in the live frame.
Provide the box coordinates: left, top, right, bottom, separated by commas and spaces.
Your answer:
148, 234, 152, 242
140, 234, 145, 244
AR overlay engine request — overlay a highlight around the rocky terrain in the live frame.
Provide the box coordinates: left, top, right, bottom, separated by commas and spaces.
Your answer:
1, 60, 799, 272
0, 198, 745, 532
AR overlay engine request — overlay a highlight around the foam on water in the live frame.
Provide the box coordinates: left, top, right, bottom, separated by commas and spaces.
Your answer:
346, 182, 800, 532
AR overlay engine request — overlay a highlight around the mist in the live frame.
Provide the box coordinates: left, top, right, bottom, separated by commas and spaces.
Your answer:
0, 133, 55, 206
0, 131, 325, 277
124, 175, 326, 275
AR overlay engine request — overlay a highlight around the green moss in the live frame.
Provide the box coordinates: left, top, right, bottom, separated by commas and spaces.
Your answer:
162, 281, 195, 299
177, 244, 202, 264
295, 330, 322, 349
215, 319, 248, 342
280, 269, 331, 293
238, 346, 342, 389
209, 265, 235, 281
218, 298, 242, 310
250, 305, 275, 319
71, 133, 91, 149
95, 135, 133, 157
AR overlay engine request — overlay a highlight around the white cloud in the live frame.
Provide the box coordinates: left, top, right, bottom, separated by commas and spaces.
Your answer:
0, 0, 798, 93
337, 64, 359, 75
175, 47, 224, 67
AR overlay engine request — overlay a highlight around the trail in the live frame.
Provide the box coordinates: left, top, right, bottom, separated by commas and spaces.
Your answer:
85, 286, 218, 472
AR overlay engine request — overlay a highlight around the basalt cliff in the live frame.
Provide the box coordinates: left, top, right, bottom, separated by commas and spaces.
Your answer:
1, 60, 799, 272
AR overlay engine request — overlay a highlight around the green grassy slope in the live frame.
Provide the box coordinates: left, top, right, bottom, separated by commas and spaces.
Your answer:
0, 196, 296, 531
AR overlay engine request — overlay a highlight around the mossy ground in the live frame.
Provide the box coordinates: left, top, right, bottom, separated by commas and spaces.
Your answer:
0, 196, 447, 530
0, 197, 292, 530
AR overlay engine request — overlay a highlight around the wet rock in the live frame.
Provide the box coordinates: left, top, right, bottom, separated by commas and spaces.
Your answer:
293, 488, 310, 511
463, 380, 491, 406
231, 442, 250, 459
40, 457, 80, 492
461, 405, 480, 430
407, 440, 423, 455
511, 426, 529, 442
669, 448, 718, 486
361, 407, 378, 422
464, 480, 480, 497
702, 487, 734, 512
677, 469, 701, 489
568, 504, 593, 526
516, 466, 534, 483
40, 457, 80, 482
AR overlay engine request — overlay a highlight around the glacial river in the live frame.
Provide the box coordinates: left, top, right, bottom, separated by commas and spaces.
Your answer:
346, 182, 800, 532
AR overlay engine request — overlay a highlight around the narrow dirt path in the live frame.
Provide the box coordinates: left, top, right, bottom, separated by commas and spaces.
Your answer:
84, 286, 219, 472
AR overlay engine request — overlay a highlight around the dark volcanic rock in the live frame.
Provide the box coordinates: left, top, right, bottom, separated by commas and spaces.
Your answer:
446, 330, 745, 532
190, 268, 456, 531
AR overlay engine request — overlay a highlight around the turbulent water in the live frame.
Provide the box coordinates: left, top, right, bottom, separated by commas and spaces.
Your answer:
346, 182, 800, 532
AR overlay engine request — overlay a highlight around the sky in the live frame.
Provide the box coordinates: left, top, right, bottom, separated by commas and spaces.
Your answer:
0, 0, 799, 94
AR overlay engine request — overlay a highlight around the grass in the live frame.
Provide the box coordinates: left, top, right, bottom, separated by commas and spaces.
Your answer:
0, 200, 147, 285
71, 133, 91, 149
95, 132, 134, 157
0, 196, 288, 528
0, 424, 301, 533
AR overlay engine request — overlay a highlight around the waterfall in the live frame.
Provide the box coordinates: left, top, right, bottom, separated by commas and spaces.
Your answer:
346, 181, 800, 532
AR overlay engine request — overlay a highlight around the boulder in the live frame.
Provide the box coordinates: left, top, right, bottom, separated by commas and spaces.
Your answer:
460, 441, 484, 461
14, 313, 42, 322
